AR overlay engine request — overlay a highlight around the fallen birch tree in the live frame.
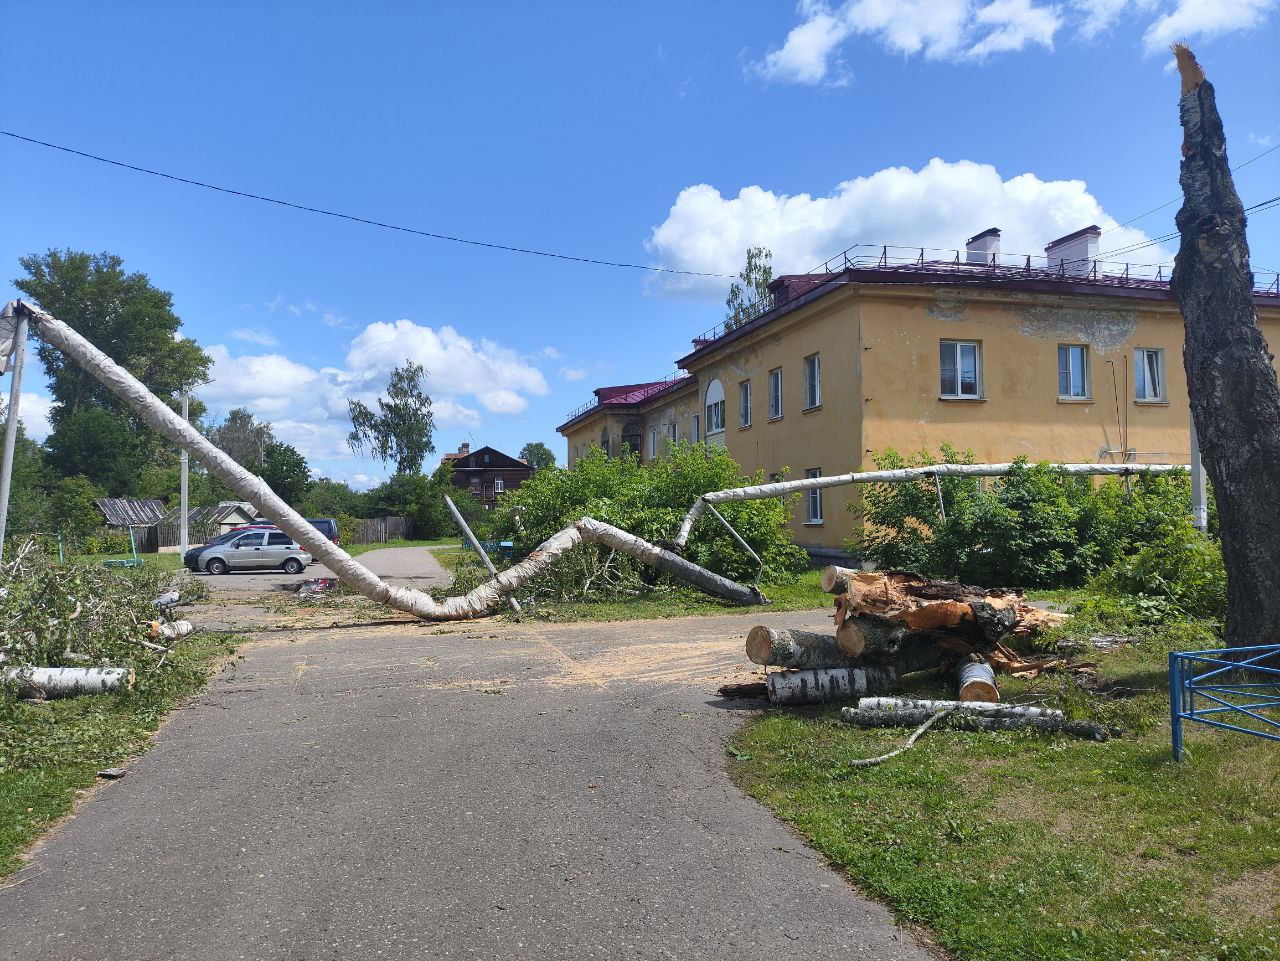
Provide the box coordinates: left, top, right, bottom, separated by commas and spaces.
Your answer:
2, 300, 764, 620
3, 666, 134, 698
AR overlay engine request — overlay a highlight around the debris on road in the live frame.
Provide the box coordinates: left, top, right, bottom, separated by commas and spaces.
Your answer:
717, 680, 768, 700
96, 767, 126, 779
2, 666, 135, 698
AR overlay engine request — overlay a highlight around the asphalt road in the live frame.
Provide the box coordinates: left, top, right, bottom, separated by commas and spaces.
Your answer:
200, 543, 454, 592
0, 604, 937, 961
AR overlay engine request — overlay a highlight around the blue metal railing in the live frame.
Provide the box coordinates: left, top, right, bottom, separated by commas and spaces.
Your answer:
1169, 644, 1280, 760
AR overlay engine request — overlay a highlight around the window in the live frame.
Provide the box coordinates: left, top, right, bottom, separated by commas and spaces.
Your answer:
494, 477, 505, 494
267, 532, 292, 546
803, 353, 821, 409
739, 380, 752, 428
484, 482, 494, 499
648, 427, 658, 459
940, 341, 981, 398
470, 477, 480, 494
691, 414, 700, 443
668, 422, 677, 445
483, 453, 491, 464
768, 367, 783, 419
235, 532, 264, 548
705, 379, 725, 434
1135, 348, 1165, 401
1058, 344, 1090, 399
805, 468, 823, 524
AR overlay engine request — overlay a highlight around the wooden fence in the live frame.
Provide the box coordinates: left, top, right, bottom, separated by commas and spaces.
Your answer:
351, 516, 412, 545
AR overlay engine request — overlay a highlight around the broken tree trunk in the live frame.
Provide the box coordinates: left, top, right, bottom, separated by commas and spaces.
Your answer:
840, 706, 1112, 741
1170, 45, 1280, 648
3, 666, 134, 698
767, 665, 900, 706
5, 300, 763, 621
746, 626, 864, 669
958, 659, 999, 702
857, 697, 1063, 719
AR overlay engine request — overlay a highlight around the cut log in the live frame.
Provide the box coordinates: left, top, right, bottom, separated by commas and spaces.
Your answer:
148, 620, 193, 640
766, 666, 900, 706
840, 705, 1112, 740
958, 659, 999, 702
3, 666, 135, 698
746, 626, 863, 669
856, 697, 1063, 719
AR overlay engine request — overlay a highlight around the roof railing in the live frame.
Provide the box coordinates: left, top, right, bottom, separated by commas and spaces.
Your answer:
563, 371, 688, 423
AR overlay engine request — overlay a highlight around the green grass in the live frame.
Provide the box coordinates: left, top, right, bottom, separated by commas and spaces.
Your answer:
507, 568, 829, 622
0, 630, 241, 879
70, 552, 184, 571
346, 537, 461, 557
731, 601, 1280, 961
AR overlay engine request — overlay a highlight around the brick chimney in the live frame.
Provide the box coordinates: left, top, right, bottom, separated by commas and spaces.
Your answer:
458, 442, 470, 457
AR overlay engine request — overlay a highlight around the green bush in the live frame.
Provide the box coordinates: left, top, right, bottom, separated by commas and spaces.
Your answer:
80, 529, 134, 556
493, 443, 808, 591
336, 512, 362, 548
850, 445, 1198, 588
1090, 517, 1226, 621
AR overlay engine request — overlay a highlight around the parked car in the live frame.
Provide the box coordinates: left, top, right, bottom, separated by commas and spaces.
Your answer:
184, 530, 312, 575
238, 517, 340, 546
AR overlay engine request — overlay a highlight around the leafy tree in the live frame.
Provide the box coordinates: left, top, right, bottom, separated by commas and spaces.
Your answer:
260, 442, 310, 508
363, 460, 483, 538
348, 361, 435, 474
302, 478, 368, 519
208, 408, 275, 471
48, 475, 104, 542
724, 246, 773, 330
519, 442, 556, 470
14, 250, 211, 493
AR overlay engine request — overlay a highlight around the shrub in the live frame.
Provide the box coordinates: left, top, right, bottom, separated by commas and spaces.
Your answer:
1090, 517, 1226, 621
494, 443, 808, 589
80, 529, 134, 556
850, 445, 1197, 588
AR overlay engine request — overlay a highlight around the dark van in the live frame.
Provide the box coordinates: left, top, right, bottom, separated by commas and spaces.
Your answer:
244, 517, 340, 546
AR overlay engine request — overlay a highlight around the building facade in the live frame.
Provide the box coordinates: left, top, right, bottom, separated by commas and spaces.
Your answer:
443, 443, 534, 509
559, 228, 1280, 557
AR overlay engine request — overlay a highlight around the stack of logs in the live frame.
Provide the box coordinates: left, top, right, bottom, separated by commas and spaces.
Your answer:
746, 567, 1066, 706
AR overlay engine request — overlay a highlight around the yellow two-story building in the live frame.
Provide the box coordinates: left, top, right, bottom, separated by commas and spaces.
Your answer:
559, 227, 1280, 559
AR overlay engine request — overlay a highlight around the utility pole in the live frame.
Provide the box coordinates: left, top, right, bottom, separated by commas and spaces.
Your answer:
1190, 415, 1208, 531
179, 389, 190, 556
0, 305, 30, 565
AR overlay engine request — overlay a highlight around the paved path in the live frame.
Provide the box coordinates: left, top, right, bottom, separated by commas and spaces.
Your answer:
202, 544, 454, 592
0, 608, 937, 961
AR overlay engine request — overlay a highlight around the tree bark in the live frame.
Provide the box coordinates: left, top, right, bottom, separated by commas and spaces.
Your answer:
746, 626, 863, 669
856, 697, 1063, 718
766, 665, 900, 706
957, 659, 999, 702
3, 666, 134, 698
840, 706, 1111, 740
1171, 45, 1280, 647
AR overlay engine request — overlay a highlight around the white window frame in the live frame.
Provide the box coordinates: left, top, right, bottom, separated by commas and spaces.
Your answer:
805, 468, 823, 524
705, 379, 726, 435
1057, 344, 1091, 400
691, 414, 700, 443
939, 340, 982, 399
648, 427, 658, 459
768, 367, 783, 419
1135, 348, 1166, 402
667, 421, 677, 445
739, 380, 752, 428
803, 353, 821, 409
494, 477, 505, 494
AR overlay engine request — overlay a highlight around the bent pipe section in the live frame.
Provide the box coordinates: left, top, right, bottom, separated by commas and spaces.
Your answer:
13, 301, 762, 618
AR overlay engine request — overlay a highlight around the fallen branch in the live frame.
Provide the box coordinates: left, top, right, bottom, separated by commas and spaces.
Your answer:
841, 705, 1112, 740
746, 626, 864, 669
848, 708, 954, 768
3, 665, 134, 698
857, 697, 1063, 719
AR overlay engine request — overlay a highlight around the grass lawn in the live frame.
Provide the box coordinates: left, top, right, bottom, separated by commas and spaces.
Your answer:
71, 552, 184, 572
0, 630, 241, 879
731, 602, 1280, 961
346, 537, 461, 557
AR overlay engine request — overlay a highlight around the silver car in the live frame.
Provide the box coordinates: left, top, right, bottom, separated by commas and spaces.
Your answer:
184, 530, 312, 575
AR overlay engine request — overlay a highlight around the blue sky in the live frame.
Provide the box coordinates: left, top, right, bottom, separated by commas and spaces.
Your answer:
3, 1, 1278, 488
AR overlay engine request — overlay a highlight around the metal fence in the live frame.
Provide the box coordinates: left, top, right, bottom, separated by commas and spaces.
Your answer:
1169, 644, 1280, 760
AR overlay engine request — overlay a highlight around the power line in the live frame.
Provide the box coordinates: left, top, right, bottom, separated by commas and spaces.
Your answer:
0, 129, 733, 280
1102, 139, 1280, 234
1098, 192, 1280, 260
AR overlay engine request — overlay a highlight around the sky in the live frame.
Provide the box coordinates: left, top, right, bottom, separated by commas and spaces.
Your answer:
2, 1, 1278, 489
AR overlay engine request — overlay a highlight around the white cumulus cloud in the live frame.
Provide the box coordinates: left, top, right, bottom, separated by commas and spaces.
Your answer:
754, 0, 1273, 83
645, 158, 1164, 297
230, 327, 279, 347
13, 391, 54, 442
199, 319, 548, 464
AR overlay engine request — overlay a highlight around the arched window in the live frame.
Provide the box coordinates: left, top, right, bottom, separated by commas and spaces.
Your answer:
705, 379, 725, 434
621, 421, 642, 453
599, 426, 610, 456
